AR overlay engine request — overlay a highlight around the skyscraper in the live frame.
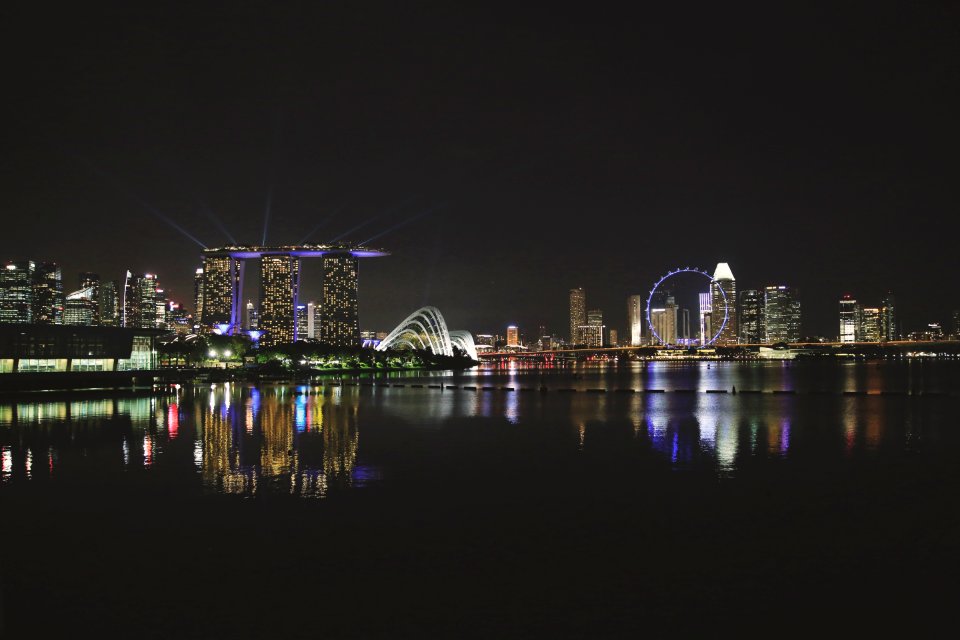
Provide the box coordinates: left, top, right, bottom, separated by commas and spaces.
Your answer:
78, 272, 101, 325
306, 301, 317, 339
296, 304, 309, 341
99, 280, 120, 326
32, 262, 63, 324
506, 325, 519, 346
260, 255, 300, 346
699, 292, 712, 345
569, 288, 585, 345
881, 293, 897, 341
201, 255, 242, 330
627, 294, 643, 346
0, 260, 36, 324
583, 308, 604, 347
194, 267, 204, 326
64, 286, 98, 326
123, 272, 159, 329
738, 289, 765, 344
859, 307, 882, 342
245, 300, 259, 330
839, 295, 857, 342
764, 286, 801, 343
710, 263, 737, 344
321, 255, 359, 346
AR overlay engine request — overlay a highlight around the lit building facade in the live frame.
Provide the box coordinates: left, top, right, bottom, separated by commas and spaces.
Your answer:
244, 300, 258, 330
200, 255, 242, 329
839, 295, 857, 342
260, 255, 300, 346
32, 262, 63, 325
764, 286, 801, 344
99, 280, 120, 326
506, 325, 519, 346
321, 255, 359, 346
199, 244, 387, 343
859, 307, 882, 342
710, 263, 737, 344
739, 289, 765, 344
64, 287, 98, 326
306, 301, 317, 339
296, 304, 309, 341
78, 272, 101, 325
881, 293, 897, 341
699, 292, 712, 345
0, 260, 36, 324
193, 267, 204, 325
627, 294, 643, 346
123, 272, 160, 329
569, 288, 586, 345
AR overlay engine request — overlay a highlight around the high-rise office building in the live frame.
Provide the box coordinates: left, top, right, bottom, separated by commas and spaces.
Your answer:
577, 308, 604, 347
64, 286, 98, 326
839, 294, 857, 342
307, 301, 317, 339
739, 289, 765, 344
699, 292, 713, 345
123, 272, 160, 329
952, 309, 960, 339
194, 267, 204, 325
764, 286, 801, 343
627, 294, 643, 346
881, 293, 897, 341
859, 307, 882, 342
260, 255, 300, 346
569, 288, 586, 345
296, 304, 309, 341
321, 255, 359, 346
608, 328, 618, 347
99, 280, 120, 326
78, 272, 101, 325
201, 255, 242, 329
710, 263, 737, 344
242, 300, 258, 331
155, 288, 169, 329
506, 325, 519, 346
32, 262, 63, 324
0, 260, 36, 324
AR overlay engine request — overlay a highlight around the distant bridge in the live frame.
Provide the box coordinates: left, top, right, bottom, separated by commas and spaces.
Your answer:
477, 340, 960, 360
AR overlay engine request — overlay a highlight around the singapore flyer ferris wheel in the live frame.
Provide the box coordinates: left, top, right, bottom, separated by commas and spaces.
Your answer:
645, 267, 729, 346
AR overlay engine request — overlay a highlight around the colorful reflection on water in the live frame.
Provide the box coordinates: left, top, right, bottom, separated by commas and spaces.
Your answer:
2, 362, 953, 495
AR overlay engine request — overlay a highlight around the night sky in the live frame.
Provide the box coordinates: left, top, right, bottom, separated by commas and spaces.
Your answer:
3, 2, 959, 338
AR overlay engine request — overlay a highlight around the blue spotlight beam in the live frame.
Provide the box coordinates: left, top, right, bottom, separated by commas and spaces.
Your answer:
202, 204, 238, 244
331, 195, 421, 243
360, 202, 447, 245
297, 208, 340, 245
261, 186, 273, 246
75, 155, 208, 249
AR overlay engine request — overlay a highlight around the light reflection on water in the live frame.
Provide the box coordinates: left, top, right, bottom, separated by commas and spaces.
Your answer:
0, 361, 957, 493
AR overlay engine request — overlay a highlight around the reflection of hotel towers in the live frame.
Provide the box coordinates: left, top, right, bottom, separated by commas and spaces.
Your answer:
260, 256, 300, 345
198, 387, 358, 498
710, 262, 737, 345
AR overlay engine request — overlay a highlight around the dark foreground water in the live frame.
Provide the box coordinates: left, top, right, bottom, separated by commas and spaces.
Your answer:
1, 361, 959, 637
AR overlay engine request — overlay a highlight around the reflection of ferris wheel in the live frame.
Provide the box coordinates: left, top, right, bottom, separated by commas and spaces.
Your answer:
646, 267, 728, 346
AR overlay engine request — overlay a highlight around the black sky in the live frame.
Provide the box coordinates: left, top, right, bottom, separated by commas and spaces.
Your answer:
3, 1, 959, 338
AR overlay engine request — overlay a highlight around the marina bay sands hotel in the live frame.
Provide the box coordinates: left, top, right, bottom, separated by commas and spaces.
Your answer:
195, 244, 388, 346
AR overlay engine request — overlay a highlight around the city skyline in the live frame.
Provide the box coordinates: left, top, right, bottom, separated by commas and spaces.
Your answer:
3, 3, 959, 338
